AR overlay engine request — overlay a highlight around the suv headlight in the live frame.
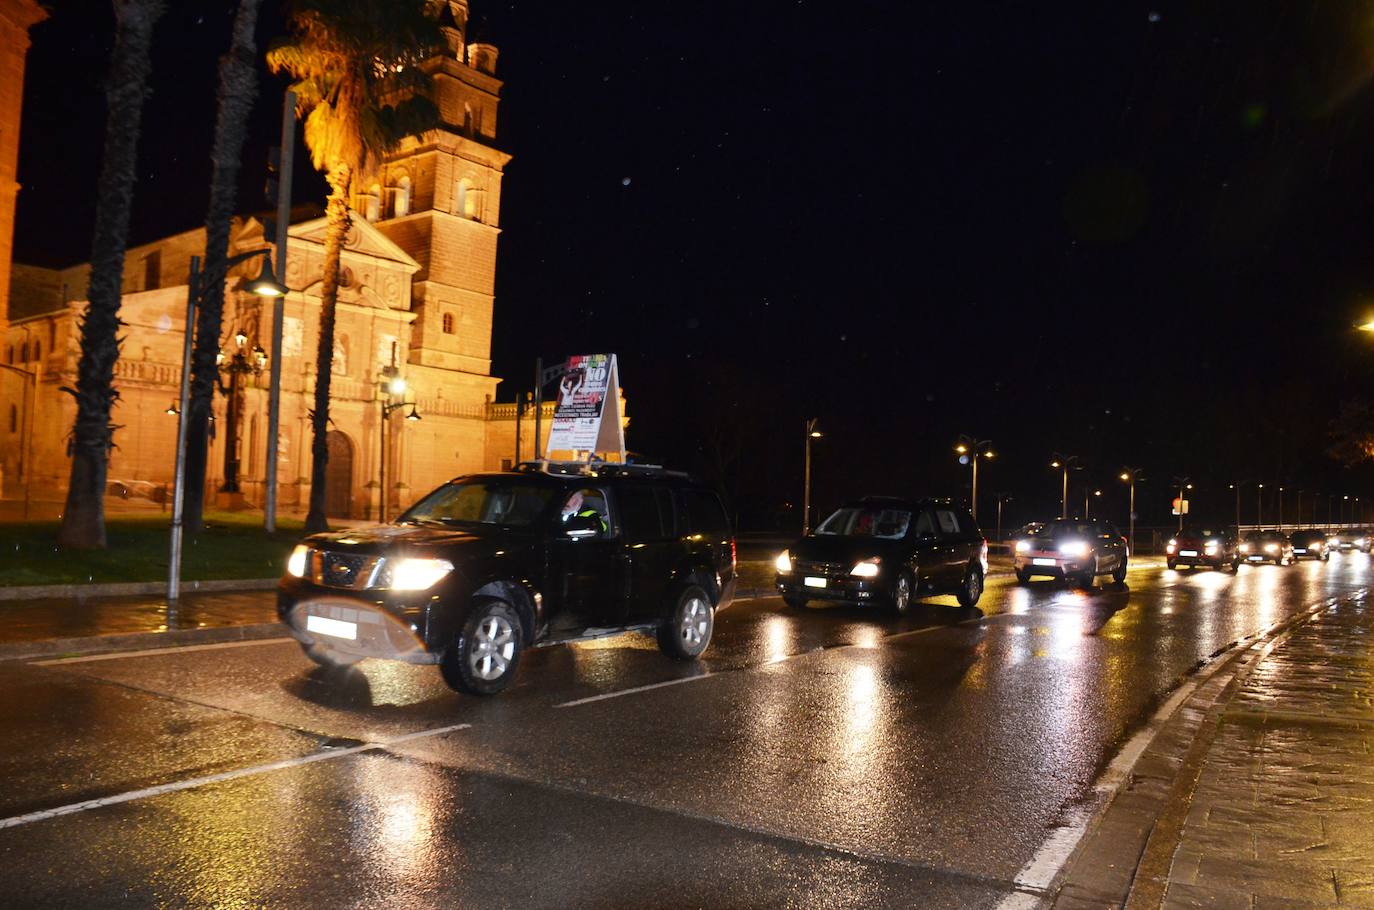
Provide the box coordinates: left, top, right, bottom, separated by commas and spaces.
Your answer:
850, 558, 881, 577
286, 545, 309, 578
1204, 541, 1219, 554
381, 557, 454, 591
1014, 540, 1031, 554
775, 551, 793, 573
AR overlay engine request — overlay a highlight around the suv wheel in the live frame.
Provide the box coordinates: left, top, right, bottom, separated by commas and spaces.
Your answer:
658, 585, 714, 659
891, 571, 914, 614
440, 598, 522, 696
1111, 556, 1128, 584
956, 565, 983, 608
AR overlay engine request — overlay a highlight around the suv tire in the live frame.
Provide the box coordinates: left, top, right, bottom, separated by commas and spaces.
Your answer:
891, 571, 914, 614
658, 584, 714, 659
1111, 557, 1127, 584
956, 565, 983, 608
440, 598, 523, 696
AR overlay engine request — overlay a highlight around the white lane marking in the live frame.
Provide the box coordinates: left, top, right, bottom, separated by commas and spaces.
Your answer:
34, 637, 294, 665
992, 593, 1351, 909
554, 674, 715, 708
0, 722, 471, 831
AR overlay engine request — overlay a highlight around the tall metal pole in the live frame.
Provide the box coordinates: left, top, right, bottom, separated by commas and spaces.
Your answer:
997, 497, 1004, 543
379, 400, 387, 523
514, 391, 522, 466
1256, 486, 1262, 528
1128, 480, 1135, 551
1278, 489, 1283, 530
169, 258, 200, 601
264, 89, 295, 532
803, 418, 814, 535
533, 357, 543, 461
970, 454, 979, 520
1061, 467, 1068, 519
1178, 485, 1185, 532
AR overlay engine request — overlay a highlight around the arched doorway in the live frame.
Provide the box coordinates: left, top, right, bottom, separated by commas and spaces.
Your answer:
325, 430, 354, 519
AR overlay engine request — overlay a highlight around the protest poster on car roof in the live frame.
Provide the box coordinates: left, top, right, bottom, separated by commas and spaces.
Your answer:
544, 353, 626, 461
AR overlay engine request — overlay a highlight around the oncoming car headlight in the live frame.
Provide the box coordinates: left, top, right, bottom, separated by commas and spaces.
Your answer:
1014, 540, 1031, 554
775, 551, 793, 573
1058, 541, 1089, 558
1264, 543, 1278, 553
850, 558, 881, 577
1204, 541, 1219, 554
287, 545, 309, 578
382, 557, 454, 591
1239, 543, 1250, 553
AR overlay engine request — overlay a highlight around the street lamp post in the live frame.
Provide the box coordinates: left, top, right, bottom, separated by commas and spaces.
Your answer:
1278, 486, 1284, 530
1257, 483, 1264, 529
1296, 489, 1303, 527
1085, 488, 1101, 518
1173, 476, 1192, 532
995, 494, 1012, 543
1050, 453, 1082, 519
803, 418, 822, 535
377, 365, 421, 523
168, 249, 283, 602
215, 329, 268, 496
955, 435, 994, 520
1344, 495, 1351, 527
1120, 467, 1144, 551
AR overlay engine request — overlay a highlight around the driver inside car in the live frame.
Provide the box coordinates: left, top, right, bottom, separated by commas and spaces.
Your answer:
560, 489, 608, 535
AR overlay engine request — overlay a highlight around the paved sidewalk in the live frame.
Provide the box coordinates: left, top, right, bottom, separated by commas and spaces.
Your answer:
1152, 598, 1374, 908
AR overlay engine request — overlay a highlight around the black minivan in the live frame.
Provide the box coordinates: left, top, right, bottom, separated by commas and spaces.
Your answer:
774, 497, 988, 612
277, 463, 736, 695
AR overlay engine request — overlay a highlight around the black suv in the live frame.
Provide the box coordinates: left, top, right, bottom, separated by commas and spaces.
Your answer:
278, 464, 737, 695
774, 497, 988, 612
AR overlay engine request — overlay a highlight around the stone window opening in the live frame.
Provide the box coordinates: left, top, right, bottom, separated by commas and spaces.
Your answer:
456, 177, 480, 220
32, 340, 39, 361
143, 250, 161, 290
442, 312, 455, 334
9, 404, 16, 432
19, 342, 27, 362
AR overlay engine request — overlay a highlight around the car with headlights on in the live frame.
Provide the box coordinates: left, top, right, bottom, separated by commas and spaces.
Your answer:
1328, 529, 1370, 553
277, 464, 736, 696
774, 497, 988, 612
1166, 526, 1240, 572
1287, 529, 1330, 562
1239, 530, 1294, 566
1012, 518, 1128, 587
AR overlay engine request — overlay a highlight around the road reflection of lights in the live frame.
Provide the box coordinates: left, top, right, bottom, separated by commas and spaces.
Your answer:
1006, 587, 1032, 615
852, 626, 882, 650
845, 662, 879, 757
764, 613, 793, 663
355, 760, 437, 878
1161, 606, 1173, 615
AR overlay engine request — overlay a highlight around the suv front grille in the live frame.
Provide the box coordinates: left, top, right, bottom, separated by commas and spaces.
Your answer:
794, 560, 848, 578
312, 551, 382, 590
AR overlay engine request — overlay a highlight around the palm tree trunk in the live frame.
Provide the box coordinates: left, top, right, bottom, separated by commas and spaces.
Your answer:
58, 0, 167, 550
183, 0, 264, 534
304, 164, 352, 533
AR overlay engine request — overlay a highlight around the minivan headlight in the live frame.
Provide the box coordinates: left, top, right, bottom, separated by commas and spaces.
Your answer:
382, 557, 454, 591
286, 545, 309, 578
775, 551, 793, 573
850, 558, 881, 577
1058, 541, 1088, 558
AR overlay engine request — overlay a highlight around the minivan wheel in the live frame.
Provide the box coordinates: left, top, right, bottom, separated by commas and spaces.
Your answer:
956, 566, 983, 608
440, 598, 522, 696
891, 571, 914, 614
658, 584, 714, 660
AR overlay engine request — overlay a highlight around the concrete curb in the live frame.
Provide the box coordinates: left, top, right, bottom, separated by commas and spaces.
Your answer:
0, 577, 279, 602
1045, 595, 1343, 908
0, 621, 289, 662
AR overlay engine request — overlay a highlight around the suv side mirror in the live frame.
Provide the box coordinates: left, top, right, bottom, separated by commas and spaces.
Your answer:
564, 514, 600, 538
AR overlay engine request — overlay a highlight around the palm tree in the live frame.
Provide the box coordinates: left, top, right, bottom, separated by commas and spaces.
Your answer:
182, 0, 266, 535
267, 0, 439, 533
58, 0, 168, 549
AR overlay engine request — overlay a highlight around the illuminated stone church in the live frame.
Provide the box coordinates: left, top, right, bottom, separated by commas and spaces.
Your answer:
0, 0, 563, 519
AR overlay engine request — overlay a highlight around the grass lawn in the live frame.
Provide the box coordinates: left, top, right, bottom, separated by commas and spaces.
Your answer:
0, 512, 309, 586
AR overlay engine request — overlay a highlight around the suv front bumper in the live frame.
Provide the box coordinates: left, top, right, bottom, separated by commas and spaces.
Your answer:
774, 573, 886, 603
278, 581, 440, 664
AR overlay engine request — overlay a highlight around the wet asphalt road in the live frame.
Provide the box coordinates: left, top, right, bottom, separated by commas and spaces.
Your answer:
1, 554, 1370, 908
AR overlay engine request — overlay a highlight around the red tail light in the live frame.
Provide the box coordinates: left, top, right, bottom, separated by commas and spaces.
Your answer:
730, 538, 737, 572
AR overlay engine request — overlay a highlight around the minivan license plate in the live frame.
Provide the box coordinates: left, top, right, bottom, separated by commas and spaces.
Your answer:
804, 576, 827, 588
306, 614, 357, 640
1179, 550, 1198, 557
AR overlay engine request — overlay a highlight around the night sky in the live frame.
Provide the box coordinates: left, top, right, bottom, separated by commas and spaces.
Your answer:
16, 1, 1374, 531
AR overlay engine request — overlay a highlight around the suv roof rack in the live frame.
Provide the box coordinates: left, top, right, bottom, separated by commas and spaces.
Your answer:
514, 459, 691, 480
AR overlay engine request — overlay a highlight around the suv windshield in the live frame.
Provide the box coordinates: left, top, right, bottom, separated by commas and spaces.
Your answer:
815, 506, 912, 539
402, 481, 555, 527
1030, 521, 1094, 538
1179, 527, 1226, 539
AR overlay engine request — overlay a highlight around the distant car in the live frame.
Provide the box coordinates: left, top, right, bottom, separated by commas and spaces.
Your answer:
1328, 529, 1370, 553
1167, 526, 1240, 572
775, 497, 988, 612
1013, 518, 1128, 587
1288, 529, 1330, 562
1239, 530, 1293, 566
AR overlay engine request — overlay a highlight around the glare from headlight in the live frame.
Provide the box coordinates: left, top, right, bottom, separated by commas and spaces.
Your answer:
1058, 541, 1089, 558
1239, 543, 1250, 553
1015, 540, 1031, 553
775, 551, 793, 573
850, 558, 881, 577
1264, 543, 1278, 553
286, 545, 309, 578
385, 557, 454, 591
1204, 541, 1219, 554
1167, 538, 1177, 547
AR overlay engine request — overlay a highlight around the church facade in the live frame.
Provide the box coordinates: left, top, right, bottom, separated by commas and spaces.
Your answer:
0, 1, 575, 519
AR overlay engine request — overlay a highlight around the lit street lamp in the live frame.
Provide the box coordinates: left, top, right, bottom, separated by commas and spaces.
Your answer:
1257, 483, 1264, 528
1277, 486, 1284, 530
377, 364, 421, 523
1084, 488, 1101, 518
803, 418, 822, 534
215, 329, 268, 496
1120, 466, 1144, 550
1050, 453, 1082, 519
955, 435, 994, 520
